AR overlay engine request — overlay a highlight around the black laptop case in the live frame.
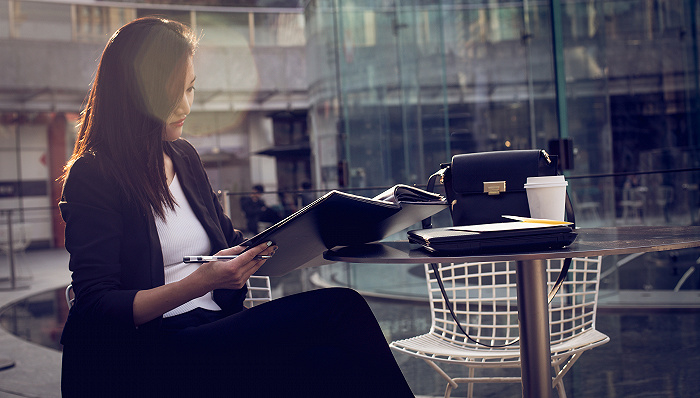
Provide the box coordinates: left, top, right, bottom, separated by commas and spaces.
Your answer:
407, 223, 577, 255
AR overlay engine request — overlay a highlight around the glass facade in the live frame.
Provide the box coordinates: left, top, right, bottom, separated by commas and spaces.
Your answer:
306, 0, 699, 228
307, 0, 700, 301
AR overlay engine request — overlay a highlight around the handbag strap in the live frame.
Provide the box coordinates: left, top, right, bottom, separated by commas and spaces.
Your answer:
430, 262, 516, 347
549, 193, 575, 304
422, 167, 447, 229
431, 257, 571, 348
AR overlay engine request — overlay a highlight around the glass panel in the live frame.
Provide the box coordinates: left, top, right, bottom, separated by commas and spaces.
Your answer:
555, 1, 615, 228
136, 9, 190, 26
12, 0, 71, 41
0, 0, 9, 39
197, 11, 249, 47
254, 13, 305, 47
75, 6, 136, 43
603, 0, 699, 228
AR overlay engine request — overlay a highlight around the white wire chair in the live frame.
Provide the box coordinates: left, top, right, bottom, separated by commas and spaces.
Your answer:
390, 256, 609, 398
66, 276, 272, 310
65, 283, 75, 308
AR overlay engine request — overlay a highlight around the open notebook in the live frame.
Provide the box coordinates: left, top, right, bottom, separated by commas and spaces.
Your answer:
242, 184, 448, 276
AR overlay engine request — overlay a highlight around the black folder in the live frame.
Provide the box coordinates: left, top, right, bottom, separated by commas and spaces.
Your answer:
407, 222, 577, 255
243, 185, 448, 276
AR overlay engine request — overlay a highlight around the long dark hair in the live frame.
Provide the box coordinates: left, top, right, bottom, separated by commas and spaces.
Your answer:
61, 17, 198, 218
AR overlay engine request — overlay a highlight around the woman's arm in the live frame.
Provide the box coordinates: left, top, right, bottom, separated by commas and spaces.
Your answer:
60, 156, 140, 326
62, 155, 272, 328
132, 241, 275, 326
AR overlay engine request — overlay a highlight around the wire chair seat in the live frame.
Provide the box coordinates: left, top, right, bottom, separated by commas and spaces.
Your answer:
390, 257, 609, 398
391, 326, 609, 365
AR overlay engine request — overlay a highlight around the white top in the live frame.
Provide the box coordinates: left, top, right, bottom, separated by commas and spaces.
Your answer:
154, 174, 221, 318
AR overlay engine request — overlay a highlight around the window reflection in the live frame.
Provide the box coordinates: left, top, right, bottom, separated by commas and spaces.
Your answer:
0, 288, 68, 351
11, 0, 71, 41
75, 6, 135, 43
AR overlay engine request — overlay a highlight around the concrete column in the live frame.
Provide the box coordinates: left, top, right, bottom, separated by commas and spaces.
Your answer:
48, 113, 67, 248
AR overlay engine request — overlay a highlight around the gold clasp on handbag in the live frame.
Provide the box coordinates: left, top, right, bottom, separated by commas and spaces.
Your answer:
484, 181, 506, 195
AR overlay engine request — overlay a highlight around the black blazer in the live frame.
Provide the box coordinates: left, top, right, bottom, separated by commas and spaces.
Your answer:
59, 139, 246, 347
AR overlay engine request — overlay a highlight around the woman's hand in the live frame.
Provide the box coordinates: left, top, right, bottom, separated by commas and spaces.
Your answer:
132, 241, 276, 326
198, 241, 277, 291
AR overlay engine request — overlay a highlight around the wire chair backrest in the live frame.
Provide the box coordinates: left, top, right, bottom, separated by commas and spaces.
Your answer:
244, 275, 272, 308
425, 256, 603, 351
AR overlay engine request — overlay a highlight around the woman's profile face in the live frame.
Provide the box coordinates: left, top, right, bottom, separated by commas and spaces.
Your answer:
164, 56, 196, 141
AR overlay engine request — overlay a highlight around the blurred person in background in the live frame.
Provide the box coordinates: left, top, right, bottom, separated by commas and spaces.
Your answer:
240, 184, 282, 234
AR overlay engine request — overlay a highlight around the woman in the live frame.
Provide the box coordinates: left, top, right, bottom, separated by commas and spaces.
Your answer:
59, 17, 413, 397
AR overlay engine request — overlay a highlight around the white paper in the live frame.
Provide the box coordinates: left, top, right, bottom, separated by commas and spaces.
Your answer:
449, 221, 563, 233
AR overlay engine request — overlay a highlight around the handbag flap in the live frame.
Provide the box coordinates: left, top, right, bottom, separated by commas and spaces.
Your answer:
450, 150, 557, 195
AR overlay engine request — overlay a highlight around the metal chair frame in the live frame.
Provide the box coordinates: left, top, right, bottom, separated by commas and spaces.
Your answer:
390, 256, 609, 398
243, 275, 273, 308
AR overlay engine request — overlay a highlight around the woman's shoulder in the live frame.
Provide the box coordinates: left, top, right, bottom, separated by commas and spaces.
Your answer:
65, 154, 100, 180
170, 138, 198, 156
168, 139, 205, 172
62, 154, 119, 201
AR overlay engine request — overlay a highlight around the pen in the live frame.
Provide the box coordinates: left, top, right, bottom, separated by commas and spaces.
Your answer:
501, 215, 573, 225
183, 255, 272, 263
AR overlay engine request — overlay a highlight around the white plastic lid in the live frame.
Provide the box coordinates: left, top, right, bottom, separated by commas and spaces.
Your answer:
525, 175, 565, 185
524, 182, 568, 189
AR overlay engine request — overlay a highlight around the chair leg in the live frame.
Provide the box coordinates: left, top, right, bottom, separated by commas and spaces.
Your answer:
444, 383, 453, 398
555, 379, 567, 398
553, 363, 567, 398
423, 359, 458, 398
552, 352, 586, 398
467, 367, 475, 398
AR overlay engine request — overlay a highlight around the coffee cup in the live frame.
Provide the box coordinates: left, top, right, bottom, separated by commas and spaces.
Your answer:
524, 176, 568, 221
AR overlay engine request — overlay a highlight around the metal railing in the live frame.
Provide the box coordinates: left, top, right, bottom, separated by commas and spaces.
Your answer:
0, 206, 55, 290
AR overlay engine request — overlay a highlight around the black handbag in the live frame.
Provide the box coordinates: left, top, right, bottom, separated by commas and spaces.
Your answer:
424, 149, 574, 228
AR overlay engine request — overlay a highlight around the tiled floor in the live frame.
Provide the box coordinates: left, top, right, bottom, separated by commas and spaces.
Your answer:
366, 296, 700, 397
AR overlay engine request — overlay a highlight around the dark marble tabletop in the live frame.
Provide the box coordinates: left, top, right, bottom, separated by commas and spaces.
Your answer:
324, 226, 700, 264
